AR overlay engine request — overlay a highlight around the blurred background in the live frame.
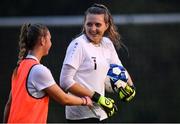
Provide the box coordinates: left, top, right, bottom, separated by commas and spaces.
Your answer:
0, 0, 180, 122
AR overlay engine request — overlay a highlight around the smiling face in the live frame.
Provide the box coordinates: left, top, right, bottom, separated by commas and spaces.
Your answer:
84, 14, 108, 44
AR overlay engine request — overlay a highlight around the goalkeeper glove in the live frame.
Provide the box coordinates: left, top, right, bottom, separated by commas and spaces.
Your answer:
116, 80, 136, 102
108, 75, 136, 102
91, 92, 118, 117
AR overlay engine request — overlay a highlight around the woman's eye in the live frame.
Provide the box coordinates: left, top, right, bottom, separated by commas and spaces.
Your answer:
96, 23, 101, 27
87, 23, 92, 27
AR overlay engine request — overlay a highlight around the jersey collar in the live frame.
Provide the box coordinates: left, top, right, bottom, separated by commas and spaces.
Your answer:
26, 54, 39, 63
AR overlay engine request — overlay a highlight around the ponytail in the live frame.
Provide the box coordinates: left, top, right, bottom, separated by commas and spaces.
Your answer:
17, 23, 30, 65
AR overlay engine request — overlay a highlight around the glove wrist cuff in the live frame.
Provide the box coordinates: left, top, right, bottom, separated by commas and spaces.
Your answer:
130, 84, 136, 90
91, 91, 100, 102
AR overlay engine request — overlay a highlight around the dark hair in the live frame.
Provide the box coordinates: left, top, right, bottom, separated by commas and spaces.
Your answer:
17, 23, 48, 65
82, 3, 122, 50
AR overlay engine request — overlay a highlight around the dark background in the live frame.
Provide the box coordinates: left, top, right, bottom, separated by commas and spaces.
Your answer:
1, 0, 180, 123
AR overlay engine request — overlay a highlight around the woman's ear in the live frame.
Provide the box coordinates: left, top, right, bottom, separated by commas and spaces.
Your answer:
105, 23, 109, 30
40, 37, 46, 46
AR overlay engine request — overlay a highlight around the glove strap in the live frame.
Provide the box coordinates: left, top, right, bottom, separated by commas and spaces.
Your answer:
91, 91, 100, 102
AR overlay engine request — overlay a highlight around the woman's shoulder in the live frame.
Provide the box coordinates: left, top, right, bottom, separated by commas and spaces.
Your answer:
69, 34, 88, 47
28, 64, 53, 83
72, 34, 87, 43
102, 36, 113, 46
31, 64, 50, 74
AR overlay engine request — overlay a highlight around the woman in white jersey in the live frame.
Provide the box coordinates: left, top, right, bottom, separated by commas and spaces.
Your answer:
60, 4, 135, 123
3, 23, 92, 123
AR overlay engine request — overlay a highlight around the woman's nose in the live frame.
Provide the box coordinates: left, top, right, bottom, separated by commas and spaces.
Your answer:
90, 24, 97, 31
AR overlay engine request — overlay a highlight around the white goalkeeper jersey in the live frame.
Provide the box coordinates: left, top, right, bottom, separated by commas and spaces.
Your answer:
60, 34, 122, 120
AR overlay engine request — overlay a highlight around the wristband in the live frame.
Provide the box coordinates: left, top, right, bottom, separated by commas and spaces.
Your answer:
81, 97, 86, 105
84, 96, 88, 105
91, 91, 100, 102
82, 96, 89, 105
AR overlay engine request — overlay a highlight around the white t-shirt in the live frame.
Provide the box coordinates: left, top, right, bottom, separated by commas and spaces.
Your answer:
26, 55, 56, 98
60, 34, 122, 120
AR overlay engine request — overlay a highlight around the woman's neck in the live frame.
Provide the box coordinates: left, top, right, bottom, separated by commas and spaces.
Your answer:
28, 50, 42, 62
85, 34, 101, 46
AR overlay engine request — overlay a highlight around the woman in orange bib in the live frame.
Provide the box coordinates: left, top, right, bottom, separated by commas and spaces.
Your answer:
3, 23, 92, 123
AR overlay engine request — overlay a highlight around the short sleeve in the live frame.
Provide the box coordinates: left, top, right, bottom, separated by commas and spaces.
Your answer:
28, 64, 56, 91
